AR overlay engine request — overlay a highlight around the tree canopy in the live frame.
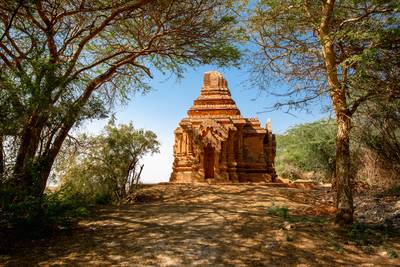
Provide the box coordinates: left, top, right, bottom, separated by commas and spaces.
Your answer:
0, 0, 241, 200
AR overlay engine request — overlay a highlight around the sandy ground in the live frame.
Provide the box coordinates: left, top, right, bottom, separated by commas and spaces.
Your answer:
1, 184, 400, 266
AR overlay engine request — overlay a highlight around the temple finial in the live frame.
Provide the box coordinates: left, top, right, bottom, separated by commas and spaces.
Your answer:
203, 71, 227, 88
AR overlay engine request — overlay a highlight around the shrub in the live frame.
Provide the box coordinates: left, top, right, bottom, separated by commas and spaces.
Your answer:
3, 189, 90, 239
95, 193, 113, 205
55, 120, 160, 202
267, 206, 289, 219
275, 116, 400, 189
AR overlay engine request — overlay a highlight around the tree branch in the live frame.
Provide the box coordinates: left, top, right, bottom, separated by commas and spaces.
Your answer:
64, 0, 154, 78
0, 0, 23, 43
339, 6, 394, 28
350, 93, 373, 115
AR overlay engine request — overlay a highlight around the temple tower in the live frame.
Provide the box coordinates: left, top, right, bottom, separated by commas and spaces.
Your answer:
170, 71, 276, 183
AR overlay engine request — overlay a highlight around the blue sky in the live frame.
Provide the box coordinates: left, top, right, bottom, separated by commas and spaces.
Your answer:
82, 65, 331, 183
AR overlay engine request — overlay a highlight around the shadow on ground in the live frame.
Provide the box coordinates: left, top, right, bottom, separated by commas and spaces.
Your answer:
1, 184, 399, 266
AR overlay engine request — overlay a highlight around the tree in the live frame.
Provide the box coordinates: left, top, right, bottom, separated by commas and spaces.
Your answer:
0, 0, 240, 200
248, 0, 399, 223
57, 120, 160, 201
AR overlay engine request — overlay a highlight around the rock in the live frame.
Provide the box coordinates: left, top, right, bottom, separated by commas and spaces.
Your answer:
282, 221, 293, 230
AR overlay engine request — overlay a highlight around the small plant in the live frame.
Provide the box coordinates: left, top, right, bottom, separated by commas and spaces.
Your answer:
347, 222, 365, 245
347, 222, 374, 246
361, 245, 374, 255
333, 243, 344, 254
387, 185, 400, 197
388, 249, 398, 259
285, 233, 295, 242
267, 206, 289, 219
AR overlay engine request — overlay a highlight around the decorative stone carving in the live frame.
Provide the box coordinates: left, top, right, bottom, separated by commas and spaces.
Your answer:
170, 71, 276, 183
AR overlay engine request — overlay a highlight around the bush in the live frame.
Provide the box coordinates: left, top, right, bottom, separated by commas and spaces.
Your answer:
95, 192, 113, 205
2, 188, 90, 239
54, 120, 160, 202
0, 183, 17, 210
267, 206, 289, 219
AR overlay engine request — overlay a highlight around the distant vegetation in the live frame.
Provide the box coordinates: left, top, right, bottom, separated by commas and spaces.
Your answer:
276, 104, 400, 189
276, 120, 336, 183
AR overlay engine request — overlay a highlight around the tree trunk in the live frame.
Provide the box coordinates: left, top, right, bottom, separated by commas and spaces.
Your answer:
12, 122, 43, 199
0, 135, 4, 179
334, 112, 353, 224
35, 119, 78, 196
319, 0, 354, 224
11, 114, 75, 198
12, 112, 50, 188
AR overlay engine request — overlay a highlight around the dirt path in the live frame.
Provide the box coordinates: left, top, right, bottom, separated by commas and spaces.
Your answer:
2, 184, 400, 266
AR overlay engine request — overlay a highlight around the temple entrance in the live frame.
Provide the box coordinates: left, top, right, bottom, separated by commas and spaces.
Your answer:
204, 144, 215, 179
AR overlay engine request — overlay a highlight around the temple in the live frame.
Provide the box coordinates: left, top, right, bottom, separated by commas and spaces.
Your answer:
170, 71, 276, 183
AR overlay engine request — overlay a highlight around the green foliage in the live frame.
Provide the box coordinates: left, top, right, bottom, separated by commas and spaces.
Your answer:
276, 120, 336, 182
0, 0, 242, 201
248, 0, 400, 106
352, 100, 400, 186
276, 115, 399, 186
387, 186, 400, 197
344, 222, 395, 247
56, 120, 160, 202
246, 0, 399, 224
347, 222, 371, 246
388, 249, 398, 259
267, 206, 289, 219
95, 193, 113, 205
2, 188, 90, 238
0, 183, 16, 210
333, 243, 344, 254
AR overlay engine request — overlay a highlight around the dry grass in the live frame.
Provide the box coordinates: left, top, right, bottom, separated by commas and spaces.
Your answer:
1, 184, 399, 266
356, 149, 400, 189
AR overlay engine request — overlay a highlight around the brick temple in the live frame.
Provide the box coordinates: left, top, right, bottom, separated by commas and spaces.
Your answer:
170, 71, 276, 183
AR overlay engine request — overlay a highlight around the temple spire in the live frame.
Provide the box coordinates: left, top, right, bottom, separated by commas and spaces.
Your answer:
188, 71, 240, 117
203, 71, 228, 88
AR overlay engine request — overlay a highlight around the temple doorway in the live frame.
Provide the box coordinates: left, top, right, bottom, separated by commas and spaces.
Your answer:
204, 144, 215, 179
